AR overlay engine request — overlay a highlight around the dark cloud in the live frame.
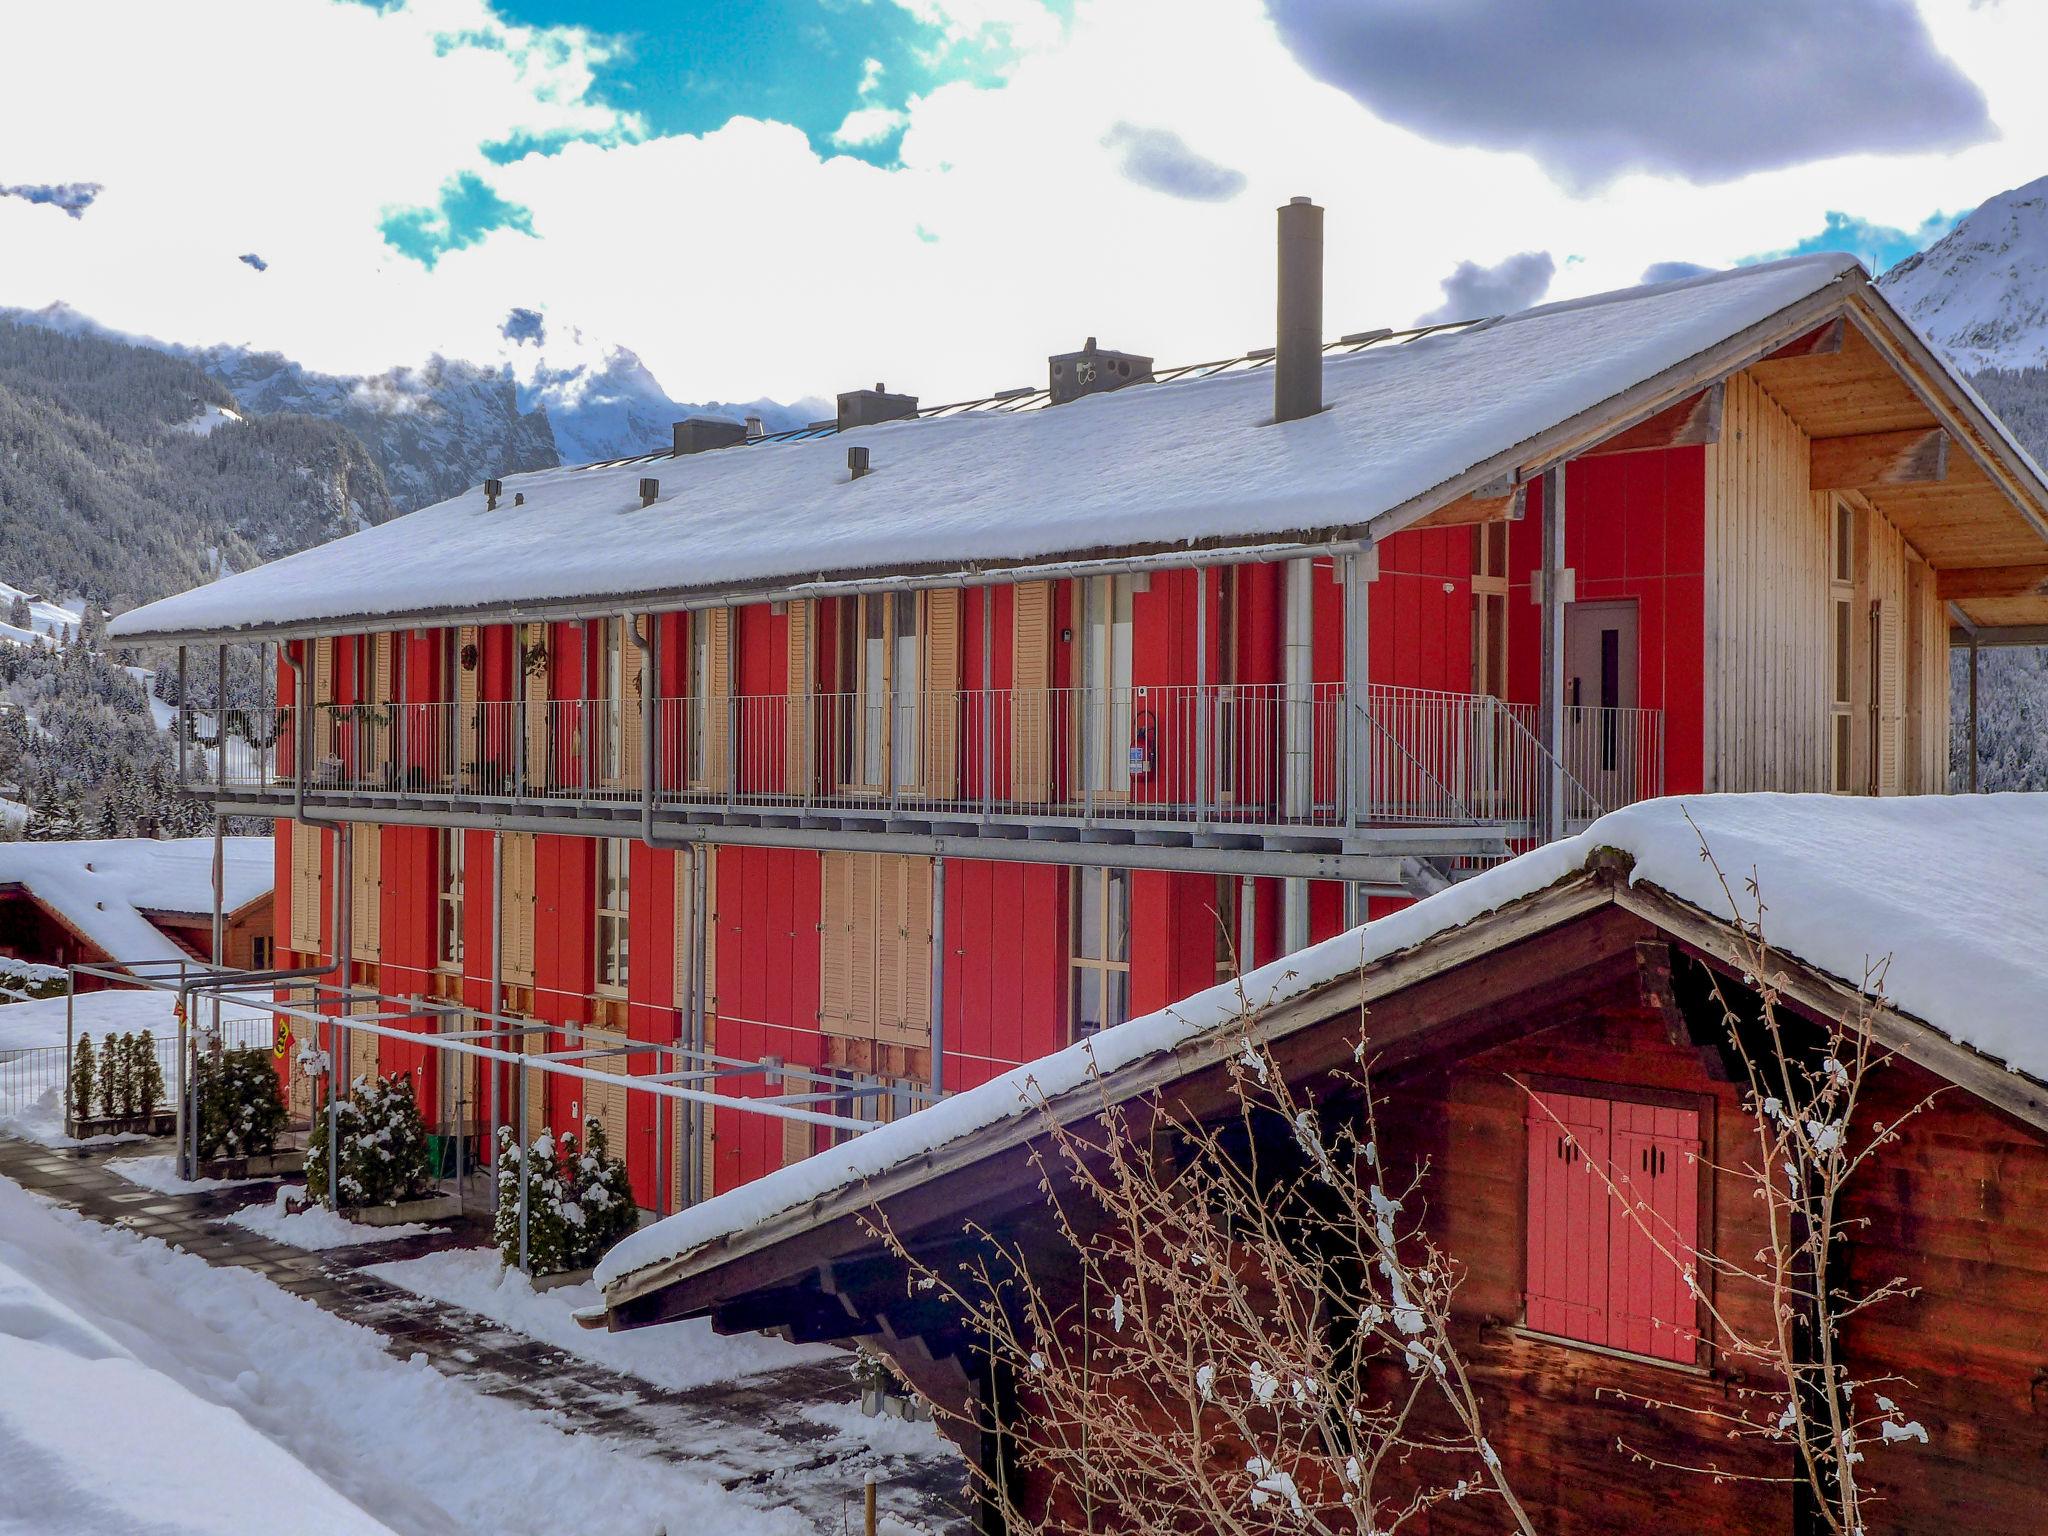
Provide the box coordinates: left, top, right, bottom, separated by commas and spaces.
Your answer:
239, 252, 269, 272
0, 181, 101, 218
1101, 123, 1247, 202
1264, 0, 1992, 188
1641, 260, 1713, 284
1419, 250, 1555, 324
501, 307, 547, 346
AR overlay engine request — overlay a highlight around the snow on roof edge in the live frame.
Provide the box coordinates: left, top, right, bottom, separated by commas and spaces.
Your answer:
594, 793, 2048, 1300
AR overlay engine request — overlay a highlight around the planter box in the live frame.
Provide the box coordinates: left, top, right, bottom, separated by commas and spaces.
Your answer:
339, 1193, 463, 1227
198, 1148, 304, 1181
532, 1264, 595, 1294
66, 1109, 175, 1140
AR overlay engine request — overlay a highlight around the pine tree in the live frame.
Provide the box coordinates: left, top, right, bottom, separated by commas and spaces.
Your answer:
133, 1030, 163, 1119
493, 1124, 572, 1274
195, 1045, 286, 1160
7, 595, 29, 631
97, 1031, 128, 1119
567, 1113, 639, 1267
68, 1033, 95, 1125
115, 1032, 140, 1119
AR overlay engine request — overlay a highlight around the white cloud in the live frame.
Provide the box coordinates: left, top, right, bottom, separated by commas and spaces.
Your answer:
833, 104, 911, 146
2, 0, 2043, 407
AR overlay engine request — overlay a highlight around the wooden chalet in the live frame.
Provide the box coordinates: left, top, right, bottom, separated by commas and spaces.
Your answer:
589, 794, 2048, 1535
108, 203, 2048, 1250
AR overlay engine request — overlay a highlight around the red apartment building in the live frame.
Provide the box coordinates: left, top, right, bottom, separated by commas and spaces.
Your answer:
110, 215, 2048, 1221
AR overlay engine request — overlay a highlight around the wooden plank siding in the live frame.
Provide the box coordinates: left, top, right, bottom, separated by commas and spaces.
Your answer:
1703, 370, 1948, 794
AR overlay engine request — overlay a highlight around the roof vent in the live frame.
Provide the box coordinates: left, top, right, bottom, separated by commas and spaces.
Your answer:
673, 417, 748, 455
638, 477, 660, 507
837, 383, 918, 431
1048, 337, 1153, 406
745, 415, 764, 440
848, 445, 872, 480
484, 477, 503, 510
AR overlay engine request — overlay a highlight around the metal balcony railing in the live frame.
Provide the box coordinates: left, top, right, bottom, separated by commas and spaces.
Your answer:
198, 684, 1662, 835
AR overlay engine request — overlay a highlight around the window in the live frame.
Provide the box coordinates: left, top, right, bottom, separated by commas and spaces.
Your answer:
599, 617, 626, 782
436, 827, 464, 970
251, 935, 275, 971
1070, 866, 1130, 1039
835, 593, 922, 792
1829, 499, 1857, 793
595, 837, 630, 994
1077, 575, 1136, 796
1524, 1088, 1701, 1364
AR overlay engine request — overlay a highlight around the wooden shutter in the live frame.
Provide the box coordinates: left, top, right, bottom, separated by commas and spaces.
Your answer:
289, 822, 323, 953
581, 1037, 630, 1153
923, 590, 960, 799
311, 637, 335, 765
455, 624, 481, 787
370, 631, 394, 775
350, 823, 381, 962
1523, 1090, 1612, 1348
1012, 581, 1051, 802
611, 617, 644, 791
785, 599, 813, 798
818, 851, 856, 1035
347, 998, 381, 1089
1608, 1101, 1702, 1363
1875, 599, 1902, 796
879, 855, 934, 1048
502, 832, 536, 987
782, 1113, 813, 1166
286, 988, 314, 1120
506, 1017, 548, 1144
705, 608, 732, 786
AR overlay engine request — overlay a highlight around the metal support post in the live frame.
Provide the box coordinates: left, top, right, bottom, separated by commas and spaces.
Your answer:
1968, 634, 1980, 793
65, 979, 76, 1137
1342, 550, 1373, 832
489, 831, 504, 1200
1538, 466, 1568, 842
329, 816, 352, 1209
931, 858, 947, 1097
1282, 558, 1314, 952
1195, 570, 1211, 827
517, 1060, 531, 1272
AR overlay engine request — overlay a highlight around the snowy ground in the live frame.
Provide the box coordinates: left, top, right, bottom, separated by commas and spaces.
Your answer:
0, 987, 271, 1053
365, 1246, 834, 1393
107, 1151, 271, 1195
0, 1172, 810, 1536
228, 1187, 445, 1250
0, 1088, 148, 1149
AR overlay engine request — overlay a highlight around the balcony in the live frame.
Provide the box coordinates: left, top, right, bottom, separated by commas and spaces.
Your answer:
191, 684, 1662, 886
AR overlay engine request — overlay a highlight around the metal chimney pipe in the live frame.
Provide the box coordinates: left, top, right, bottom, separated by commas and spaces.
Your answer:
1275, 196, 1324, 423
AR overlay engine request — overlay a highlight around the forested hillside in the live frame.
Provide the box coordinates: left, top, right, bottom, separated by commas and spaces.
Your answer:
1950, 365, 2048, 790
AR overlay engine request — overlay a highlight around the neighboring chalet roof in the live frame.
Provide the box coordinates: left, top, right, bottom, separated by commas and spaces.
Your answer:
592, 792, 2048, 1313
0, 837, 273, 967
111, 253, 2048, 645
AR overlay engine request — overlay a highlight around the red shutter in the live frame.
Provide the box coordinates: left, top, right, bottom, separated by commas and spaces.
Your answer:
1524, 1090, 1611, 1347
1525, 1090, 1700, 1362
1608, 1101, 1702, 1362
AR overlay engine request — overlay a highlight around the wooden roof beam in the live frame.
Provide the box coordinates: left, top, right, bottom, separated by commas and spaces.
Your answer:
1406, 478, 1525, 530
1936, 563, 2048, 601
1811, 426, 1949, 491
1760, 317, 1845, 361
1582, 382, 1724, 457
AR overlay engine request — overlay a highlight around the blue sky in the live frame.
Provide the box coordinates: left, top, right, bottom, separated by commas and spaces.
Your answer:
3, 0, 2041, 401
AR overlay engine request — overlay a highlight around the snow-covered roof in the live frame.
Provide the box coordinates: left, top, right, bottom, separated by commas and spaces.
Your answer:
114, 255, 1864, 642
0, 837, 273, 967
595, 792, 2048, 1298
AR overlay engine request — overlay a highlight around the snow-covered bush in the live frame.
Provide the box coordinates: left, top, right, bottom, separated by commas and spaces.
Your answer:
491, 1116, 637, 1275
67, 1033, 96, 1123
493, 1126, 571, 1275
195, 1045, 287, 1158
306, 1072, 432, 1208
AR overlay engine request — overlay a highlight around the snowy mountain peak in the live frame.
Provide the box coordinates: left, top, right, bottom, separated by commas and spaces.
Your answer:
1879, 174, 2048, 371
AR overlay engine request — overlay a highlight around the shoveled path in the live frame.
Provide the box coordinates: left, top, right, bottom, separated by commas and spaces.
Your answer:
0, 1135, 967, 1533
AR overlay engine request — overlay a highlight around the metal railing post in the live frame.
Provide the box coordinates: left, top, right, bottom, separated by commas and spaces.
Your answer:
1195, 572, 1211, 828
516, 1059, 530, 1272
